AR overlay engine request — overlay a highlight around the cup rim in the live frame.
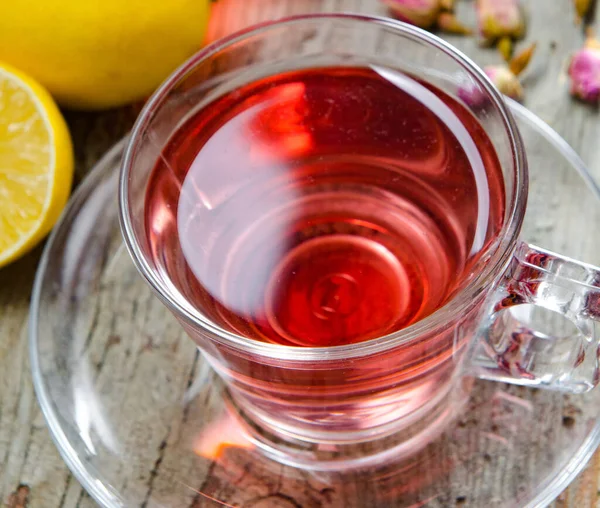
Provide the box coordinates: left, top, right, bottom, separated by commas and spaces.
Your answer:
119, 13, 527, 361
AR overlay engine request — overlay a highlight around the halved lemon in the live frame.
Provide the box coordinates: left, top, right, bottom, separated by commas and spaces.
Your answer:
0, 62, 74, 268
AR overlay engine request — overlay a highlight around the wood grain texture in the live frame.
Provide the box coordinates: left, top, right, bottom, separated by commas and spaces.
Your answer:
1, 0, 599, 507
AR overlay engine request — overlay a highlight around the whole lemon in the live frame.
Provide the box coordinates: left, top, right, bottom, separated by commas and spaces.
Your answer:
0, 0, 211, 109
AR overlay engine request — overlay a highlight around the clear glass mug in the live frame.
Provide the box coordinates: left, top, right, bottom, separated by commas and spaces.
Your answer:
119, 14, 600, 468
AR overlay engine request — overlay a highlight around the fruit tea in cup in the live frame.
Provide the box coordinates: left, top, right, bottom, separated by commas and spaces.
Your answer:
145, 66, 505, 348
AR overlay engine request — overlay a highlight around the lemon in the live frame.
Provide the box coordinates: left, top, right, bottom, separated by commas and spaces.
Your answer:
0, 0, 211, 110
0, 62, 74, 268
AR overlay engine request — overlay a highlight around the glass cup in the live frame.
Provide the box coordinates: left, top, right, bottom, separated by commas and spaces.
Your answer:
119, 14, 600, 468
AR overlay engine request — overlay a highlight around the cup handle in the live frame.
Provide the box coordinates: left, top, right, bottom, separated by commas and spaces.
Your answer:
469, 241, 600, 394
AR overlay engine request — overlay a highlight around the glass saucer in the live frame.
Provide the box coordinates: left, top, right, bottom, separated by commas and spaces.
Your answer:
30, 100, 600, 508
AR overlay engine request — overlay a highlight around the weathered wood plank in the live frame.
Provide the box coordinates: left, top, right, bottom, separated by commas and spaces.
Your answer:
1, 0, 599, 507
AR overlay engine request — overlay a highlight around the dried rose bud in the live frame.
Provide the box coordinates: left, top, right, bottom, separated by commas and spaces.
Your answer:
477, 0, 526, 60
384, 0, 472, 34
458, 66, 523, 105
384, 0, 441, 28
569, 37, 600, 103
459, 43, 535, 105
477, 0, 525, 39
484, 66, 524, 100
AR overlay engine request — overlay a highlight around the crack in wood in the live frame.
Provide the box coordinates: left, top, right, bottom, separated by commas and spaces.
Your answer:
74, 488, 87, 508
189, 461, 218, 508
78, 299, 102, 364
57, 475, 73, 508
125, 292, 159, 384
182, 350, 201, 424
140, 434, 170, 508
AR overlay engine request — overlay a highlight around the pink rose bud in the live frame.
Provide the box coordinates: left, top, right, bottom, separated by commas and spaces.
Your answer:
477, 0, 526, 60
383, 0, 471, 34
458, 83, 488, 108
477, 0, 525, 39
569, 37, 600, 103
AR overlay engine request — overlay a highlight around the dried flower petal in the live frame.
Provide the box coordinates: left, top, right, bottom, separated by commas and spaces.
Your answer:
509, 42, 536, 75
477, 0, 525, 58
384, 0, 441, 28
568, 37, 600, 103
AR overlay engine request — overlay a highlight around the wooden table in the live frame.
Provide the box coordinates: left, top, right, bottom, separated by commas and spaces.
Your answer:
1, 0, 599, 506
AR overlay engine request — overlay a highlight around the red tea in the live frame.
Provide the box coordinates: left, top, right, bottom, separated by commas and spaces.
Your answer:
145, 66, 505, 347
